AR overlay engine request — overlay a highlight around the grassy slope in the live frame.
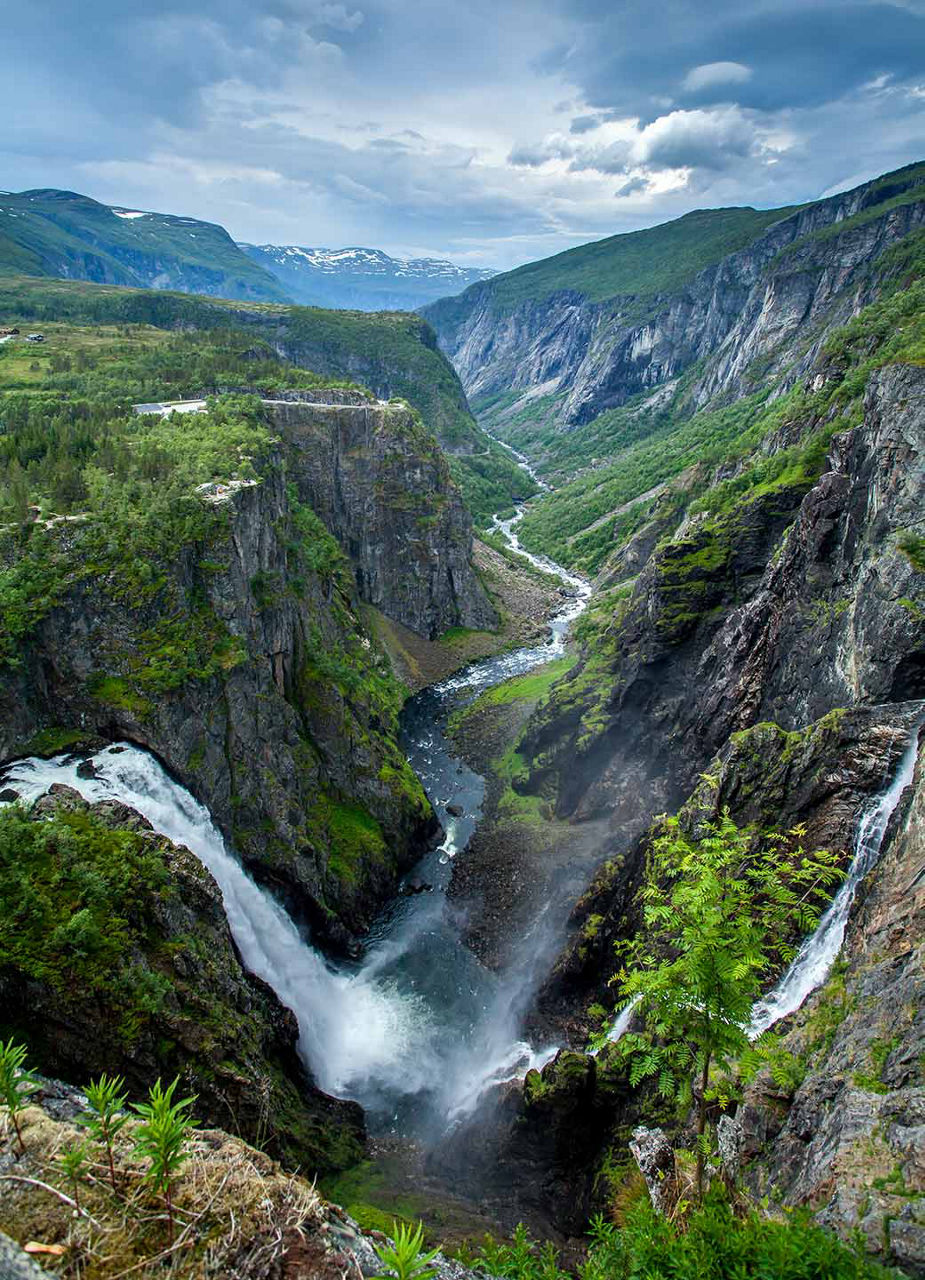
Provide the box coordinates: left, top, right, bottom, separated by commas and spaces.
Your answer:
0, 189, 288, 300
426, 205, 798, 339
451, 166, 925, 573
0, 275, 532, 522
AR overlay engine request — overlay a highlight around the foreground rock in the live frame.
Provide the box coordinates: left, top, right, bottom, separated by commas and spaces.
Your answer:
0, 1082, 482, 1280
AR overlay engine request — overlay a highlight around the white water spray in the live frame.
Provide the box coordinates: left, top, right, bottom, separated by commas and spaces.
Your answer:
751, 720, 922, 1035
0, 746, 436, 1101
0, 435, 594, 1132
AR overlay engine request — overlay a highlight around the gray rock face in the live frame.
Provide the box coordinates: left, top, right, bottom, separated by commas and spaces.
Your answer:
738, 734, 925, 1274
521, 365, 925, 837
0, 459, 437, 947
0, 1234, 46, 1280
268, 398, 496, 638
630, 1127, 677, 1216
513, 361, 924, 1248
428, 178, 925, 431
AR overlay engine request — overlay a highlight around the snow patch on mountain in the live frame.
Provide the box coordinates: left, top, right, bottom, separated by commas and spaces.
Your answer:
242, 243, 495, 283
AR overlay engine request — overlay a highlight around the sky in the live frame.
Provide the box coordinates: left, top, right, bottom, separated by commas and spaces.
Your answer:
2, 0, 924, 270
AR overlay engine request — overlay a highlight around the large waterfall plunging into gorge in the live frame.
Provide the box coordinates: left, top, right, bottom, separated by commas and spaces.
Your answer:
0, 493, 591, 1137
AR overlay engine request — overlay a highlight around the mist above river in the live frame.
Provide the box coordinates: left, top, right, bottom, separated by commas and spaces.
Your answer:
0, 496, 593, 1142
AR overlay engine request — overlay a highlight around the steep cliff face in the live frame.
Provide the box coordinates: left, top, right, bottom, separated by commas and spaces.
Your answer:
0, 457, 436, 949
426, 166, 925, 435
267, 397, 496, 638
484, 357, 925, 1250
519, 364, 925, 836
0, 788, 363, 1174
736, 732, 925, 1275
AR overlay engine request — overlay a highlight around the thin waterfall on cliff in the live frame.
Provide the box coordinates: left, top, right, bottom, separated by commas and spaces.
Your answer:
750, 719, 923, 1035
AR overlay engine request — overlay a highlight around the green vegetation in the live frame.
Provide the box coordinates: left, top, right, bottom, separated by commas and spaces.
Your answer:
449, 441, 538, 526
132, 1077, 198, 1244
428, 205, 798, 320
513, 251, 925, 573
0, 275, 530, 518
0, 1036, 39, 1152
374, 1220, 441, 1280
449, 655, 576, 731
0, 187, 287, 300
0, 803, 170, 1001
854, 1035, 901, 1095
606, 810, 840, 1197
898, 532, 925, 573
476, 1193, 895, 1280
308, 794, 389, 887
0, 391, 272, 668
81, 1074, 130, 1189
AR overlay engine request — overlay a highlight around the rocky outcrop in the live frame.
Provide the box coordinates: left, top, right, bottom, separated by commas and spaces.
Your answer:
736, 730, 925, 1275
429, 1047, 633, 1237
0, 1078, 485, 1280
427, 168, 925, 433
0, 457, 436, 949
494, 363, 925, 1242
267, 398, 496, 638
0, 789, 364, 1174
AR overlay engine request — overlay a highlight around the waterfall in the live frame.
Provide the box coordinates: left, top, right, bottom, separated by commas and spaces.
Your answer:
0, 746, 437, 1102
751, 721, 922, 1035
0, 451, 594, 1135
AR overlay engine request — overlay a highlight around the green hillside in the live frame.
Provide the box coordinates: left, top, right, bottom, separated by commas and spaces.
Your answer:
0, 189, 288, 302
426, 205, 799, 335
514, 230, 925, 575
0, 275, 533, 522
426, 161, 925, 333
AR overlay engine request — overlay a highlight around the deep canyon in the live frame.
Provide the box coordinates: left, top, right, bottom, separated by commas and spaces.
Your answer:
1, 161, 925, 1278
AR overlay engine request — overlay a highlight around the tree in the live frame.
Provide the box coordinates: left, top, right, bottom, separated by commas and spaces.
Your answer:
612, 809, 839, 1199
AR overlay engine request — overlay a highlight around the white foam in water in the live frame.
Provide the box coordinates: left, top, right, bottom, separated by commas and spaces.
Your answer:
0, 444, 596, 1131
607, 995, 640, 1044
0, 746, 436, 1101
751, 718, 923, 1035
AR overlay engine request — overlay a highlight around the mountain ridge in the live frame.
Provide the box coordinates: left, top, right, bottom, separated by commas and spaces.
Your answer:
241, 241, 496, 311
0, 188, 288, 301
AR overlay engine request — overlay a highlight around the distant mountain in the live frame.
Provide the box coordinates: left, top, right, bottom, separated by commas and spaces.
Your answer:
240, 242, 496, 311
0, 189, 288, 302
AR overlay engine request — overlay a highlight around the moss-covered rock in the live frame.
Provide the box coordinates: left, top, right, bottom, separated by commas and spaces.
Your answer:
0, 790, 363, 1175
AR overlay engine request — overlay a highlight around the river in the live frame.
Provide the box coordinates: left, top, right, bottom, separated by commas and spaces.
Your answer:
0, 472, 592, 1142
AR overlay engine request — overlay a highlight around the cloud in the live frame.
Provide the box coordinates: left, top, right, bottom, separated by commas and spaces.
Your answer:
0, 0, 923, 270
682, 61, 752, 93
509, 136, 576, 167
615, 175, 649, 197
635, 106, 758, 170
313, 4, 364, 32
570, 114, 602, 134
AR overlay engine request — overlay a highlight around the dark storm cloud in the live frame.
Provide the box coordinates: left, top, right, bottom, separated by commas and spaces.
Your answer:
544, 0, 925, 118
